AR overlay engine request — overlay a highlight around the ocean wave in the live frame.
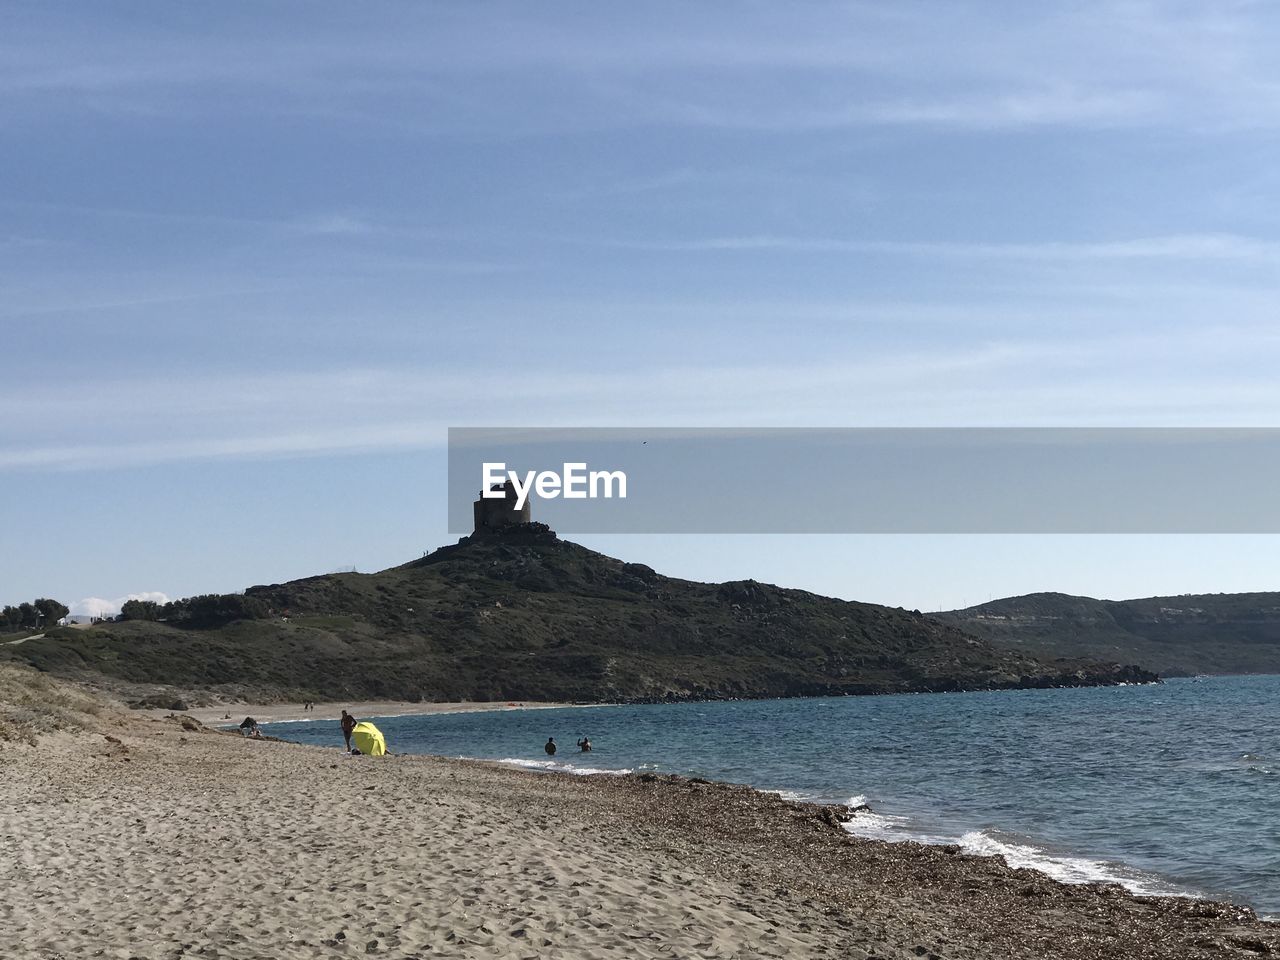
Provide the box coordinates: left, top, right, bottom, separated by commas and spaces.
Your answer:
841, 806, 954, 845
956, 831, 1180, 897
840, 809, 1183, 899
487, 757, 633, 776
488, 766, 1177, 898
763, 788, 809, 802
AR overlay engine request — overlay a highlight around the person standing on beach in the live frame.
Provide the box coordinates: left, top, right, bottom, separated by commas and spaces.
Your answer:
341, 710, 357, 751
545, 737, 557, 756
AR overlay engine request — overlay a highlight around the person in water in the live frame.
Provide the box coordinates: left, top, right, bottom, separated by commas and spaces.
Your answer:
576, 737, 592, 752
341, 710, 357, 751
545, 737, 557, 756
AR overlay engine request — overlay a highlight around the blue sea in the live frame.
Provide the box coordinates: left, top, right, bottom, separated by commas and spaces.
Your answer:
262, 675, 1280, 918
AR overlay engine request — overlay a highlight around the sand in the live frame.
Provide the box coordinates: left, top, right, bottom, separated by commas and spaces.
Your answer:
150, 698, 588, 727
3, 708, 1278, 959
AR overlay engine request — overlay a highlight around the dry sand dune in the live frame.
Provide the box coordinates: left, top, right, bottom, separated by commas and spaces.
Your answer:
2, 671, 1277, 960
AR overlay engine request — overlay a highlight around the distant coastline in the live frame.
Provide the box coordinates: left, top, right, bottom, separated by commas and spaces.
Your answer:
156, 698, 599, 727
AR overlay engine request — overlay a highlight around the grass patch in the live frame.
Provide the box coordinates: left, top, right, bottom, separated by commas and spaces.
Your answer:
0, 663, 109, 745
288, 614, 359, 630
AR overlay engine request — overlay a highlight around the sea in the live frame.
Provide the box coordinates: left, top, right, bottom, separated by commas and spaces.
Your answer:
262, 675, 1280, 918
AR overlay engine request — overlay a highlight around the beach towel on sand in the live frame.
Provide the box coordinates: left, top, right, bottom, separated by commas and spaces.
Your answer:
351, 721, 387, 756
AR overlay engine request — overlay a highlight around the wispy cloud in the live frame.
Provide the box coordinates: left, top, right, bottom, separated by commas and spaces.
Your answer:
4, 2, 1280, 133
294, 213, 376, 236
861, 87, 1160, 130
4, 4, 1280, 469
612, 232, 1280, 264
4, 324, 1280, 472
0, 234, 48, 250
0, 200, 431, 240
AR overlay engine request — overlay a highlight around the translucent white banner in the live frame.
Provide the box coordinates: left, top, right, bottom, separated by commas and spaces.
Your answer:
448, 428, 1280, 534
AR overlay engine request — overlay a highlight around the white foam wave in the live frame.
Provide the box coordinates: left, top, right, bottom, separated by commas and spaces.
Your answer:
489, 757, 632, 776
763, 788, 808, 802
842, 808, 953, 845
841, 809, 1183, 899
956, 831, 1177, 896
461, 759, 1201, 906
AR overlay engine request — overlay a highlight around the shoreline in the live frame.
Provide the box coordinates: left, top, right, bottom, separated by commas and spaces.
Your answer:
268, 727, 1245, 920
229, 686, 1263, 921
148, 697, 602, 726
5, 700, 1278, 958
163, 678, 1172, 728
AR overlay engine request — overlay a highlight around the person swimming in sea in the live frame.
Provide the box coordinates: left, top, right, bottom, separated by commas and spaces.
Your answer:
545, 737, 557, 756
576, 737, 592, 752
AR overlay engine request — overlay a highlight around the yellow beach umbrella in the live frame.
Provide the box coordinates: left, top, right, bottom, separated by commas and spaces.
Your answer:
351, 721, 387, 756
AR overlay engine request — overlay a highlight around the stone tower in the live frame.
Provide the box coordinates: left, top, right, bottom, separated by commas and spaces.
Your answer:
473, 479, 532, 532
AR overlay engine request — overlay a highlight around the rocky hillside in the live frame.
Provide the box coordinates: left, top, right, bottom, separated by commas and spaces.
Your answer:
5, 525, 1154, 703
940, 591, 1280, 677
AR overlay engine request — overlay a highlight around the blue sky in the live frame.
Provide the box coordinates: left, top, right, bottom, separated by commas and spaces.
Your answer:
4, 1, 1280, 615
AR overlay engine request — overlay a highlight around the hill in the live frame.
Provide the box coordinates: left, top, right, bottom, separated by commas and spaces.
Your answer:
939, 591, 1280, 677
3, 525, 1153, 704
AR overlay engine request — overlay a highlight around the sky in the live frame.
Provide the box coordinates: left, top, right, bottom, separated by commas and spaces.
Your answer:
4, 1, 1280, 615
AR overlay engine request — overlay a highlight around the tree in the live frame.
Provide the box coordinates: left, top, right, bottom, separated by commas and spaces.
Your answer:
159, 593, 270, 628
1, 598, 71, 631
120, 599, 160, 621
33, 598, 70, 625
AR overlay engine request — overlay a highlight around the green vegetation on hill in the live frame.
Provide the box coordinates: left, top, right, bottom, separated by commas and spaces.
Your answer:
1, 598, 69, 632
122, 593, 268, 627
3, 526, 1153, 703
939, 591, 1280, 677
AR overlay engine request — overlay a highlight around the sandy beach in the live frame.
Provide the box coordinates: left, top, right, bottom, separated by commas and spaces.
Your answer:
3, 674, 1278, 959
148, 698, 587, 727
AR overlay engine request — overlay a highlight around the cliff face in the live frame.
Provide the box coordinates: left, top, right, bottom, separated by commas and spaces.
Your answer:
7, 526, 1154, 703
940, 591, 1280, 677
